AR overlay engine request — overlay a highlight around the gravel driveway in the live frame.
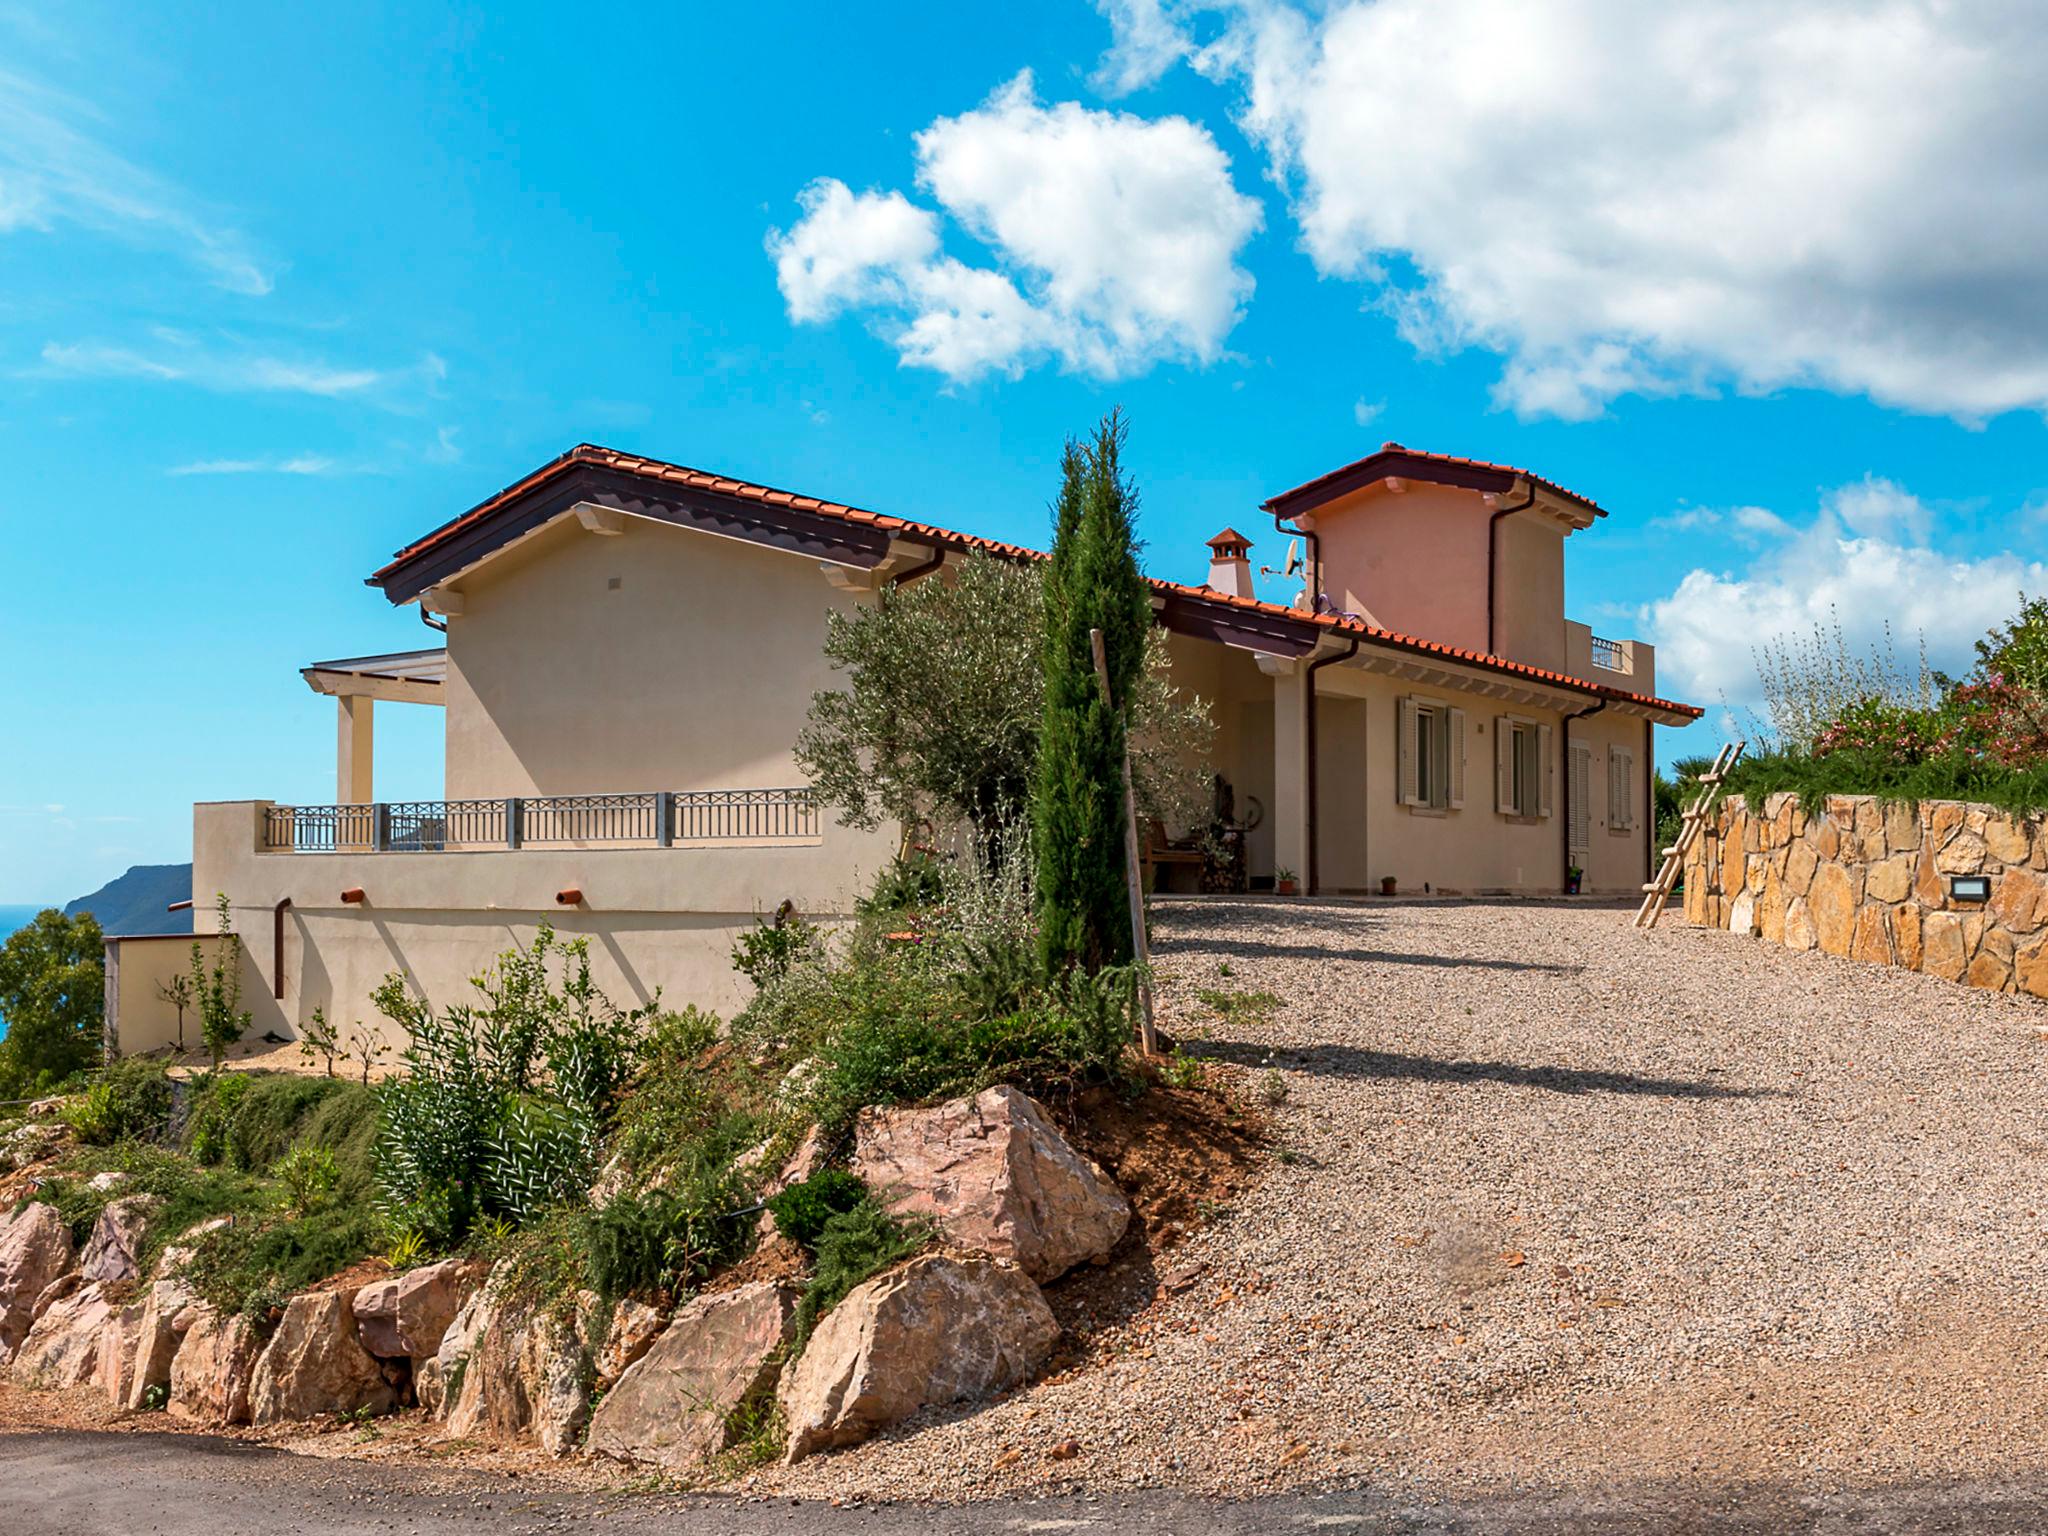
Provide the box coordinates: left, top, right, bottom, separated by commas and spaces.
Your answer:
764, 897, 2048, 1503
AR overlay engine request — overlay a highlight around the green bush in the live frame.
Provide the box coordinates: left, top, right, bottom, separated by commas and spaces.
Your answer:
855, 849, 946, 920
274, 1141, 342, 1216
58, 1059, 173, 1146
765, 1169, 867, 1250
581, 1159, 753, 1305
374, 926, 661, 1249
731, 912, 823, 992
791, 1196, 930, 1349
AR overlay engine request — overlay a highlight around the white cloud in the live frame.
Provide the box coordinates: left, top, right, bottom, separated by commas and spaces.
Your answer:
1645, 480, 2048, 723
1165, 0, 2048, 422
0, 66, 271, 294
768, 71, 1262, 382
1352, 398, 1383, 427
37, 338, 435, 403
168, 455, 342, 477
1091, 0, 1195, 95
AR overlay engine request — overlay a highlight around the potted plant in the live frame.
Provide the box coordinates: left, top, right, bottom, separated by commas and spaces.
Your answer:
1379, 875, 1398, 896
1565, 862, 1584, 896
1274, 866, 1298, 897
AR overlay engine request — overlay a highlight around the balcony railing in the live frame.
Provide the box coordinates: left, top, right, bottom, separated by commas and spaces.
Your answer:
263, 787, 820, 853
1589, 635, 1630, 674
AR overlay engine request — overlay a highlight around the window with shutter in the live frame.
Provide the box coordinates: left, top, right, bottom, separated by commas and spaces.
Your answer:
1398, 696, 1422, 807
1446, 708, 1466, 809
1496, 716, 1516, 813
1608, 746, 1635, 831
1537, 724, 1554, 819
1569, 741, 1591, 853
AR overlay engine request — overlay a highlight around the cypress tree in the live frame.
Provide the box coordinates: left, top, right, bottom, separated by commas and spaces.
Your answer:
1033, 410, 1152, 974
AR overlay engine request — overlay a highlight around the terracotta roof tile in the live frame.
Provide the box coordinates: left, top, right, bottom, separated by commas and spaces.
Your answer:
373, 443, 1698, 720
1263, 441, 1607, 520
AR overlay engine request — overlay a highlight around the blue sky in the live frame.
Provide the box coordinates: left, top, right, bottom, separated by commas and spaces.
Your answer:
5, 0, 2047, 902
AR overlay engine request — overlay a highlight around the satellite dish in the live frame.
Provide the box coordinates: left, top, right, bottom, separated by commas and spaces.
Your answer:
1284, 538, 1303, 577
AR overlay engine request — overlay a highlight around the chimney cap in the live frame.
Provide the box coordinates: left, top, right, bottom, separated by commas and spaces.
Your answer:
1205, 527, 1253, 553
1380, 440, 1404, 451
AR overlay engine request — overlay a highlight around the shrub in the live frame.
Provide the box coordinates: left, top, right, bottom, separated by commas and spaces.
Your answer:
273, 1141, 342, 1216
731, 911, 823, 992
59, 1059, 174, 1146
581, 1161, 753, 1304
374, 926, 661, 1248
765, 1169, 867, 1250
856, 849, 946, 921
791, 1196, 931, 1350
192, 894, 251, 1070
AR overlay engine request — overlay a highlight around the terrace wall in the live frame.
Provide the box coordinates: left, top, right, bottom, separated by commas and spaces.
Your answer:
1684, 792, 2048, 998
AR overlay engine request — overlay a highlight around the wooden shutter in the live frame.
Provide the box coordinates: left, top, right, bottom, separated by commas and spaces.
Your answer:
1609, 746, 1634, 829
1569, 741, 1591, 852
1446, 707, 1466, 809
1397, 696, 1422, 806
1538, 724, 1555, 818
1496, 717, 1515, 813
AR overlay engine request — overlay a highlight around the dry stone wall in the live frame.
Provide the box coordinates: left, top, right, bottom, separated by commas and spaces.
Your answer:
1685, 792, 2048, 997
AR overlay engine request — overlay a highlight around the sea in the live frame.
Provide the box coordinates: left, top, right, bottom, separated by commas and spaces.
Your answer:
0, 904, 53, 1039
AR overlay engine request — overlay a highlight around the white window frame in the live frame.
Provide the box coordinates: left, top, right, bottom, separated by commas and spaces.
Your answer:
1496, 715, 1554, 820
1398, 695, 1465, 813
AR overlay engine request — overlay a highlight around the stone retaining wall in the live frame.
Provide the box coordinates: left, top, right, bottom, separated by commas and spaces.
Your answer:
1683, 792, 2048, 998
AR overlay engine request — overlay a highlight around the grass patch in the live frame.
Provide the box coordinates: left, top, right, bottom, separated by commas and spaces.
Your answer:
1195, 987, 1281, 1029
1728, 744, 2048, 817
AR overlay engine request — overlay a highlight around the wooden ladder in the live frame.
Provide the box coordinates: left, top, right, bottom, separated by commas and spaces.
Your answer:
1634, 739, 1746, 930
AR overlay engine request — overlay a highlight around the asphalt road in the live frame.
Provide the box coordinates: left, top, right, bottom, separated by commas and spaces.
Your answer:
8, 1430, 2048, 1536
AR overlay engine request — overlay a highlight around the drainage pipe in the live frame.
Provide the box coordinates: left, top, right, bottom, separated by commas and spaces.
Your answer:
1560, 701, 1606, 891
272, 897, 292, 1000
1485, 486, 1538, 655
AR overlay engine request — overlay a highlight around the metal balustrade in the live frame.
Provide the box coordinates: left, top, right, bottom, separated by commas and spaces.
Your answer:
262, 787, 818, 852
1589, 635, 1629, 673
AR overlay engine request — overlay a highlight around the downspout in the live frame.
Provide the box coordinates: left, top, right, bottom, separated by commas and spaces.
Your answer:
1644, 718, 1656, 890
1561, 699, 1607, 891
419, 607, 447, 635
1303, 636, 1360, 895
1485, 486, 1539, 655
888, 546, 947, 591
1270, 507, 1324, 614
273, 896, 292, 1001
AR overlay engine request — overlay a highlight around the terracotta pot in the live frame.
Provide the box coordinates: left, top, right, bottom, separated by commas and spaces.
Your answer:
1379, 877, 1397, 896
1275, 879, 1297, 897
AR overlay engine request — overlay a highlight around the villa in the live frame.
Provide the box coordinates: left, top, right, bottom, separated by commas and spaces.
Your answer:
103, 441, 1700, 1053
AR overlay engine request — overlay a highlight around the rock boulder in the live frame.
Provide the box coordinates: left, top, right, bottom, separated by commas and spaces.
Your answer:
0, 1203, 75, 1363
124, 1276, 199, 1410
779, 1253, 1058, 1462
169, 1306, 264, 1424
443, 1288, 597, 1456
79, 1195, 159, 1288
588, 1281, 798, 1471
248, 1288, 397, 1425
853, 1086, 1129, 1283
97, 1298, 147, 1407
9, 1281, 111, 1388
351, 1258, 486, 1365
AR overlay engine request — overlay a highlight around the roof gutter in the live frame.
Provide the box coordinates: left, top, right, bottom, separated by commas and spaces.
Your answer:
1303, 635, 1360, 895
1486, 483, 1539, 656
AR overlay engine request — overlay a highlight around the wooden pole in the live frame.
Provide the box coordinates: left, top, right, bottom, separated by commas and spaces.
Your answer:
1090, 627, 1158, 1054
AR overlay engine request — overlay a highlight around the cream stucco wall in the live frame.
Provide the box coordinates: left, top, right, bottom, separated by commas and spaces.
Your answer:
1310, 482, 1495, 652
1163, 634, 1664, 897
441, 515, 866, 799
104, 934, 246, 1058
193, 796, 891, 1047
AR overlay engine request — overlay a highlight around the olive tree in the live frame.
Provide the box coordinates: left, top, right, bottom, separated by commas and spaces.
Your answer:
794, 549, 1211, 854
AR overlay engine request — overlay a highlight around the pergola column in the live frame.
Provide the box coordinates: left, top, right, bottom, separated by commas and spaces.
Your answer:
1265, 660, 1310, 887
337, 695, 374, 804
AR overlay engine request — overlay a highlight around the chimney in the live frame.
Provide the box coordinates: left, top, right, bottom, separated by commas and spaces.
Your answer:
1205, 528, 1255, 599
